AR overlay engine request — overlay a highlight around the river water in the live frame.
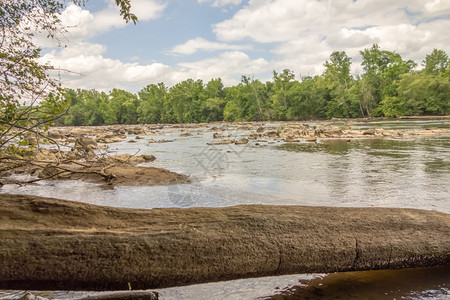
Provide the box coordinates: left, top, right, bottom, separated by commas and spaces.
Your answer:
1, 119, 449, 299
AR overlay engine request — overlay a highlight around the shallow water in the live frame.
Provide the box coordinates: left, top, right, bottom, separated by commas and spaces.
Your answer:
1, 119, 449, 299
267, 266, 450, 300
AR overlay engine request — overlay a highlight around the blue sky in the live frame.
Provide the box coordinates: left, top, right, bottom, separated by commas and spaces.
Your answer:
40, 0, 450, 92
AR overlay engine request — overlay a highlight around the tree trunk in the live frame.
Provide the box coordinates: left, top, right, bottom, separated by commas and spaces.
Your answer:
0, 194, 448, 291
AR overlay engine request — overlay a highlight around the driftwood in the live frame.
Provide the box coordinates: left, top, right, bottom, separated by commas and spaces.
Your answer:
21, 291, 158, 300
0, 194, 449, 291
0, 146, 160, 187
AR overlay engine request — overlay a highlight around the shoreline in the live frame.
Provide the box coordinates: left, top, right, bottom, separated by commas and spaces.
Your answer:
1, 118, 449, 192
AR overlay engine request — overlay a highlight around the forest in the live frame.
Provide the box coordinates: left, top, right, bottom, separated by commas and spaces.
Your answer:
58, 45, 450, 126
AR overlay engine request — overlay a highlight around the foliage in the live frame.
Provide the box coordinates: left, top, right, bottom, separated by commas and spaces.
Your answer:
422, 49, 449, 75
60, 47, 449, 126
0, 0, 137, 156
137, 83, 167, 124
323, 51, 353, 118
1, 0, 66, 156
380, 72, 450, 117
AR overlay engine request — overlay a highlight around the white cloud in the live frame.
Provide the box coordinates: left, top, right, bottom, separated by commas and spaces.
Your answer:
38, 0, 450, 92
212, 0, 450, 78
198, 0, 242, 7
213, 0, 420, 43
40, 42, 172, 91
39, 43, 267, 91
424, 0, 450, 15
169, 37, 252, 55
177, 51, 269, 85
58, 0, 166, 42
34, 0, 172, 91
130, 0, 167, 20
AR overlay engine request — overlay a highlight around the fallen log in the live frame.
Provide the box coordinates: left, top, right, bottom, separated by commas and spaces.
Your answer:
0, 194, 448, 290
22, 291, 158, 300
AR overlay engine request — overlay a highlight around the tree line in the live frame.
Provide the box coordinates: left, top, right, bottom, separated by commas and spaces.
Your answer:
58, 45, 449, 126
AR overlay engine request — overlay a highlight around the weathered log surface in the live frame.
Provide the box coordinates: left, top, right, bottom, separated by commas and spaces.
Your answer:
0, 194, 449, 290
21, 291, 158, 300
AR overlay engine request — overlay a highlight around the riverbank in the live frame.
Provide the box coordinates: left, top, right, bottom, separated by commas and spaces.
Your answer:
1, 194, 449, 290
0, 150, 190, 189
3, 118, 448, 188
23, 118, 450, 149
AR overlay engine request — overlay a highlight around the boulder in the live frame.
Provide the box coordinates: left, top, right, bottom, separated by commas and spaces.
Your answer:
73, 138, 98, 157
142, 154, 156, 162
213, 133, 231, 139
235, 138, 249, 145
96, 135, 126, 143
324, 129, 344, 137
265, 131, 279, 138
113, 128, 127, 135
128, 127, 146, 135
47, 131, 63, 140
248, 133, 262, 139
363, 128, 376, 135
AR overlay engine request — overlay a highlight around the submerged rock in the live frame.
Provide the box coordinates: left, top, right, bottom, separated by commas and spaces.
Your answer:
207, 139, 235, 145
180, 132, 194, 137
157, 139, 173, 143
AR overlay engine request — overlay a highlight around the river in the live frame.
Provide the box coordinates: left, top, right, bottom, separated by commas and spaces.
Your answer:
1, 119, 449, 299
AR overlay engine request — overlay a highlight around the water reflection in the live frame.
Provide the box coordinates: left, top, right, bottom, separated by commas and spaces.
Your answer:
266, 266, 449, 300
276, 140, 353, 155
339, 119, 450, 130
275, 137, 449, 211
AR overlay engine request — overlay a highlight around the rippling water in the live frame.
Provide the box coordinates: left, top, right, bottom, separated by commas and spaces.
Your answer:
1, 119, 449, 299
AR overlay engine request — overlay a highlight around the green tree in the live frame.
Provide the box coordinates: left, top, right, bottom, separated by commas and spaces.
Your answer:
380, 72, 450, 117
223, 100, 240, 122
422, 49, 449, 75
138, 83, 167, 123
240, 76, 267, 120
269, 69, 296, 120
359, 44, 416, 117
203, 78, 226, 121
323, 51, 353, 117
287, 76, 327, 119
167, 79, 206, 123
109, 89, 140, 124
62, 89, 87, 126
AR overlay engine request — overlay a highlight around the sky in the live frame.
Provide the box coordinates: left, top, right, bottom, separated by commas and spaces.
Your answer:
39, 0, 450, 93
